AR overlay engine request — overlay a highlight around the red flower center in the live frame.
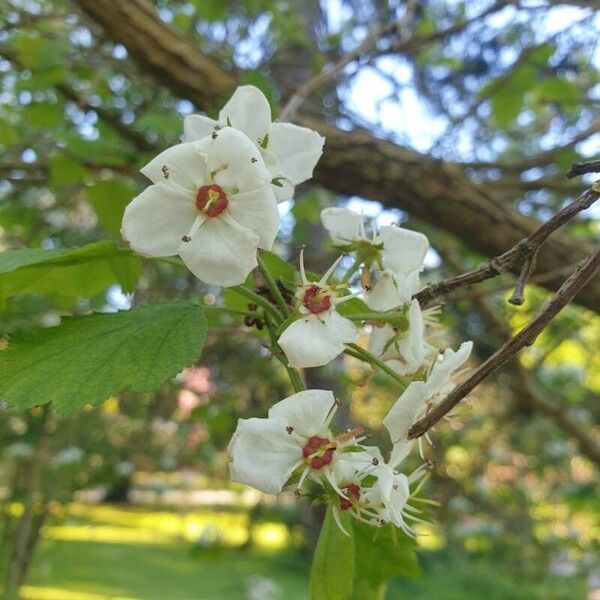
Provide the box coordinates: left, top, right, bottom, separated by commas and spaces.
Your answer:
302, 284, 332, 314
339, 483, 361, 511
196, 184, 228, 217
302, 435, 335, 469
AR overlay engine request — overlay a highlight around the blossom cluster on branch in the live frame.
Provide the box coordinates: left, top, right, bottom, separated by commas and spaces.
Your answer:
121, 86, 473, 535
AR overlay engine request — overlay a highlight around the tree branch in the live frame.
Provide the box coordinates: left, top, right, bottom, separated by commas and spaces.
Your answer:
408, 246, 600, 439
415, 188, 599, 306
73, 0, 600, 314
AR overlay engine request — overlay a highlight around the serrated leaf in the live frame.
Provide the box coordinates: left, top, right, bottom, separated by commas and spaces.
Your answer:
353, 522, 420, 588
0, 241, 141, 304
309, 507, 355, 600
0, 302, 207, 414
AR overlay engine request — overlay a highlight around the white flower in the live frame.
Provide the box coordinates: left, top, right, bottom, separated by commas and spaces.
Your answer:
184, 85, 325, 201
277, 252, 358, 368
320, 208, 429, 310
122, 127, 278, 287
330, 447, 423, 536
228, 389, 363, 494
383, 341, 473, 460
368, 298, 428, 376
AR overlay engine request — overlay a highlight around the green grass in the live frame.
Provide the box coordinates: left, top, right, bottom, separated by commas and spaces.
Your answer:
12, 504, 588, 600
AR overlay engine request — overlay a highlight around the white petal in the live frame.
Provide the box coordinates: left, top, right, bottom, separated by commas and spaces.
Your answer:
374, 226, 429, 275
383, 381, 428, 454
178, 213, 259, 287
140, 142, 208, 190
394, 299, 426, 375
368, 323, 394, 359
365, 270, 403, 311
320, 207, 364, 245
268, 389, 336, 437
395, 271, 421, 304
229, 416, 301, 494
218, 85, 271, 144
122, 181, 197, 256
272, 177, 295, 202
332, 449, 377, 484
426, 341, 473, 396
326, 311, 358, 344
183, 114, 218, 142
197, 127, 271, 191
278, 314, 348, 368
228, 186, 279, 250
268, 122, 325, 185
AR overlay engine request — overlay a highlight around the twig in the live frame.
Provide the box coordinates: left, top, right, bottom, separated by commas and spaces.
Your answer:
567, 159, 600, 179
408, 246, 600, 440
415, 188, 599, 307
279, 29, 382, 122
508, 248, 538, 306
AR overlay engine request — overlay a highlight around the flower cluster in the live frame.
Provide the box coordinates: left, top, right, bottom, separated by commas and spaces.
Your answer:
122, 86, 324, 286
121, 86, 474, 535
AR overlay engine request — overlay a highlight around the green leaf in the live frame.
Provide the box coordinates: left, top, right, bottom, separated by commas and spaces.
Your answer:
192, 0, 228, 21
49, 154, 89, 187
309, 507, 355, 600
0, 241, 141, 304
22, 102, 64, 127
0, 302, 207, 414
258, 250, 295, 283
484, 66, 534, 128
533, 78, 582, 104
353, 523, 420, 589
87, 179, 136, 236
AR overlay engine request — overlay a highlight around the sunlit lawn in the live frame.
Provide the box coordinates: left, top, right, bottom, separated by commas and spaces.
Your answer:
17, 503, 588, 600
22, 504, 308, 600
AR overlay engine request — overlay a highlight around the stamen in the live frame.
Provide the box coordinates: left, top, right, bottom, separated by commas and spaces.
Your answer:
319, 254, 345, 286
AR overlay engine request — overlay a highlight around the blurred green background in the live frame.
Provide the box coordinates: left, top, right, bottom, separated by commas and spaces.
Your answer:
0, 0, 599, 598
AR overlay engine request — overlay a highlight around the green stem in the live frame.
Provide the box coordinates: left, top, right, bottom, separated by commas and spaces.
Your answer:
344, 312, 408, 327
344, 343, 409, 390
231, 285, 282, 321
341, 259, 361, 283
257, 252, 290, 318
263, 313, 305, 393
203, 306, 257, 318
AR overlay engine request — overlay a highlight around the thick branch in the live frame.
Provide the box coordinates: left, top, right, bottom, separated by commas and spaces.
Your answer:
74, 0, 600, 314
408, 246, 600, 439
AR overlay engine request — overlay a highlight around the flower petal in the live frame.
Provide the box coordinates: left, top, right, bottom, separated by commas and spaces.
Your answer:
383, 381, 428, 459
218, 85, 271, 145
229, 416, 301, 494
228, 185, 279, 250
278, 313, 348, 368
426, 341, 473, 396
365, 270, 404, 311
326, 311, 358, 343
320, 207, 364, 245
178, 213, 259, 287
122, 181, 197, 256
183, 114, 217, 142
269, 389, 336, 437
268, 122, 325, 184
197, 127, 271, 191
375, 226, 429, 275
140, 142, 208, 190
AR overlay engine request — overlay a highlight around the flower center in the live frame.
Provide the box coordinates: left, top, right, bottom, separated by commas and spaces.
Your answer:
196, 184, 228, 217
302, 435, 335, 469
302, 284, 332, 314
339, 483, 361, 511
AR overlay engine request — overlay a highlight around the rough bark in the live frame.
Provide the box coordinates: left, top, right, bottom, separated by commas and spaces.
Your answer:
74, 0, 600, 314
